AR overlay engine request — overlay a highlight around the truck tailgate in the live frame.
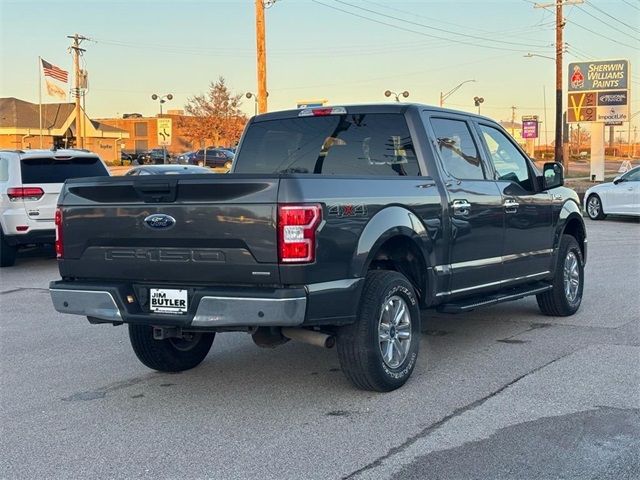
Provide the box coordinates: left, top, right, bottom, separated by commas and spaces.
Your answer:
58, 175, 280, 284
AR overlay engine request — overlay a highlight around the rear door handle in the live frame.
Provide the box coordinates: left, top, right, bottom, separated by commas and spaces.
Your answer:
452, 199, 471, 216
504, 198, 519, 214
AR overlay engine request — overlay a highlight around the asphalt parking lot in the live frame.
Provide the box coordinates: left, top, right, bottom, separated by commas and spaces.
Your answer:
1, 218, 638, 480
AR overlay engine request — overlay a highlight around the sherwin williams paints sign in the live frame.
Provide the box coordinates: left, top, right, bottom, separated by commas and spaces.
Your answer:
568, 60, 629, 91
567, 59, 630, 124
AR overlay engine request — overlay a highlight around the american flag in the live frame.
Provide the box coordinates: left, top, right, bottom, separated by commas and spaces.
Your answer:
41, 59, 68, 83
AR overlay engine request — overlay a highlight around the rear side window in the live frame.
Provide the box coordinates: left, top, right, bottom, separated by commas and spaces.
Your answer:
0, 158, 8, 182
235, 113, 420, 176
430, 118, 485, 180
21, 156, 108, 184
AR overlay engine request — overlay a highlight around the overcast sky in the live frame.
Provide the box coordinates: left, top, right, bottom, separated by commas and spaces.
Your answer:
1, 0, 638, 137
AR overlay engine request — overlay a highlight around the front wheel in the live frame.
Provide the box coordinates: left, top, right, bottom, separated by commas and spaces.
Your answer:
536, 235, 584, 316
586, 194, 606, 220
129, 325, 214, 372
337, 270, 421, 392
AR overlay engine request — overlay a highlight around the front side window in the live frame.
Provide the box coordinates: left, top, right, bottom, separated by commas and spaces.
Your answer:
430, 118, 484, 180
479, 125, 533, 190
234, 113, 420, 176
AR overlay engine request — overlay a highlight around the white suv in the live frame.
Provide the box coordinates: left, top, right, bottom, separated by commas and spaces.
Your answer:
0, 149, 109, 267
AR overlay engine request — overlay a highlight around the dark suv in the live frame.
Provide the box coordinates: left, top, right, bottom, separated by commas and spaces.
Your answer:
189, 148, 234, 169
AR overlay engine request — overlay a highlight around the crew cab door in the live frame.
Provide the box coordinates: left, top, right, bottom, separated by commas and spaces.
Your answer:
425, 114, 505, 295
475, 123, 553, 282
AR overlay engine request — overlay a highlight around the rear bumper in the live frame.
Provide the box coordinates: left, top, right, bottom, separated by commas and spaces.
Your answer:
49, 278, 362, 328
4, 229, 55, 246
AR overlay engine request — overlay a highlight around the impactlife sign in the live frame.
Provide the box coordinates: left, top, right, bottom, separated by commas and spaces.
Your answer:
567, 59, 630, 123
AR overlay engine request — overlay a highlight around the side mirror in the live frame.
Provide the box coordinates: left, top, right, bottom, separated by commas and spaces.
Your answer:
542, 162, 564, 190
613, 176, 623, 185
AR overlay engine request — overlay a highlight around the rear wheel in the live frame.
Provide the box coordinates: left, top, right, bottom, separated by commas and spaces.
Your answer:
128, 325, 214, 372
337, 270, 420, 392
0, 231, 17, 267
586, 194, 606, 220
197, 160, 205, 167
536, 235, 584, 316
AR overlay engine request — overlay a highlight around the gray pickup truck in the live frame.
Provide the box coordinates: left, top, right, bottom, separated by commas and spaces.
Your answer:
50, 104, 586, 391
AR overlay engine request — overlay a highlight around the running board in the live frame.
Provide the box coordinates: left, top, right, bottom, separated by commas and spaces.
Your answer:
436, 282, 553, 314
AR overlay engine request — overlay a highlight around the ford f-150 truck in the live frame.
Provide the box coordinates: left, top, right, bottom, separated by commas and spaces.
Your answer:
50, 104, 586, 391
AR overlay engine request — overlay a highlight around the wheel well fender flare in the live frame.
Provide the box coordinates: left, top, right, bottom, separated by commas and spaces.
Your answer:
554, 200, 587, 265
350, 207, 434, 303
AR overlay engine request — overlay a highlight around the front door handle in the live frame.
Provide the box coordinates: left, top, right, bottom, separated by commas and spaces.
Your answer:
504, 198, 519, 214
452, 199, 471, 216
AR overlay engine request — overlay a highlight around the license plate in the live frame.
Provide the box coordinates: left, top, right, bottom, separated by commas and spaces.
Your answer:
149, 288, 188, 314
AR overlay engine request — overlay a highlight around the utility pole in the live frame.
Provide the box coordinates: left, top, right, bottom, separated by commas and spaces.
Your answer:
534, 1, 583, 166
67, 33, 87, 148
554, 1, 563, 165
511, 106, 517, 137
255, 0, 268, 114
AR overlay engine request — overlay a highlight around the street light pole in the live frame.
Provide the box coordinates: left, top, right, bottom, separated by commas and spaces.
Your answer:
474, 96, 484, 114
246, 92, 258, 116
440, 79, 476, 107
151, 93, 173, 164
384, 90, 409, 102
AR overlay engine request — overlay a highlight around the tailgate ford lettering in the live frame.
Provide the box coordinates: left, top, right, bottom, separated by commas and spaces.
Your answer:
105, 248, 225, 263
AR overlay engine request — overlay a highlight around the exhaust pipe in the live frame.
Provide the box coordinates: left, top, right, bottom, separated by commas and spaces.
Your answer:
281, 328, 335, 349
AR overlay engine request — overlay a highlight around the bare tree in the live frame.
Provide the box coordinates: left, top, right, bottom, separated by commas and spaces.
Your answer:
180, 77, 247, 148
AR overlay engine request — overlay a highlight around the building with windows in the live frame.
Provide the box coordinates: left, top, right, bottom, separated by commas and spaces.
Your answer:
0, 97, 128, 161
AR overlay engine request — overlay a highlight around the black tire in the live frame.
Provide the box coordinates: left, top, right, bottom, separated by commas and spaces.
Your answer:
337, 270, 421, 392
537, 235, 584, 316
586, 194, 606, 220
128, 325, 215, 372
0, 231, 17, 267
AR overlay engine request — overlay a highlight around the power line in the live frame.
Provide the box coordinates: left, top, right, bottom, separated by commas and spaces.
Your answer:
332, 0, 552, 49
584, 0, 640, 34
565, 18, 639, 49
621, 0, 640, 12
367, 0, 556, 37
573, 3, 640, 41
311, 0, 552, 53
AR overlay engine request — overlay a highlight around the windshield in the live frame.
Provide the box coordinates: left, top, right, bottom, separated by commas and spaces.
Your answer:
234, 113, 420, 176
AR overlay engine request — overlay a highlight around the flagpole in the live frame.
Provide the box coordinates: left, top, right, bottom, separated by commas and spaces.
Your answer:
38, 56, 43, 148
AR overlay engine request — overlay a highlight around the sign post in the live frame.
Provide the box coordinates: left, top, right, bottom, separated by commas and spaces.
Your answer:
521, 115, 539, 158
567, 59, 630, 182
157, 118, 172, 164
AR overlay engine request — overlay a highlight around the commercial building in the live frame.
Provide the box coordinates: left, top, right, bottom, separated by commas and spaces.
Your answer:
0, 97, 128, 161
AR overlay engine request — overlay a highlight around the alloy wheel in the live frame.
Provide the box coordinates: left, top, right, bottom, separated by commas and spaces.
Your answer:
378, 295, 412, 368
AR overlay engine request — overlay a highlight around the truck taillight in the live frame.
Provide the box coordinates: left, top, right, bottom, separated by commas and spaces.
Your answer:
7, 187, 44, 201
55, 208, 63, 259
278, 204, 322, 263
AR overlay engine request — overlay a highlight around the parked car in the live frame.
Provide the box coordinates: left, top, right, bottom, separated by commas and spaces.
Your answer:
0, 148, 109, 267
120, 151, 135, 165
50, 104, 586, 392
125, 165, 212, 176
176, 151, 196, 164
189, 148, 234, 169
584, 165, 640, 220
